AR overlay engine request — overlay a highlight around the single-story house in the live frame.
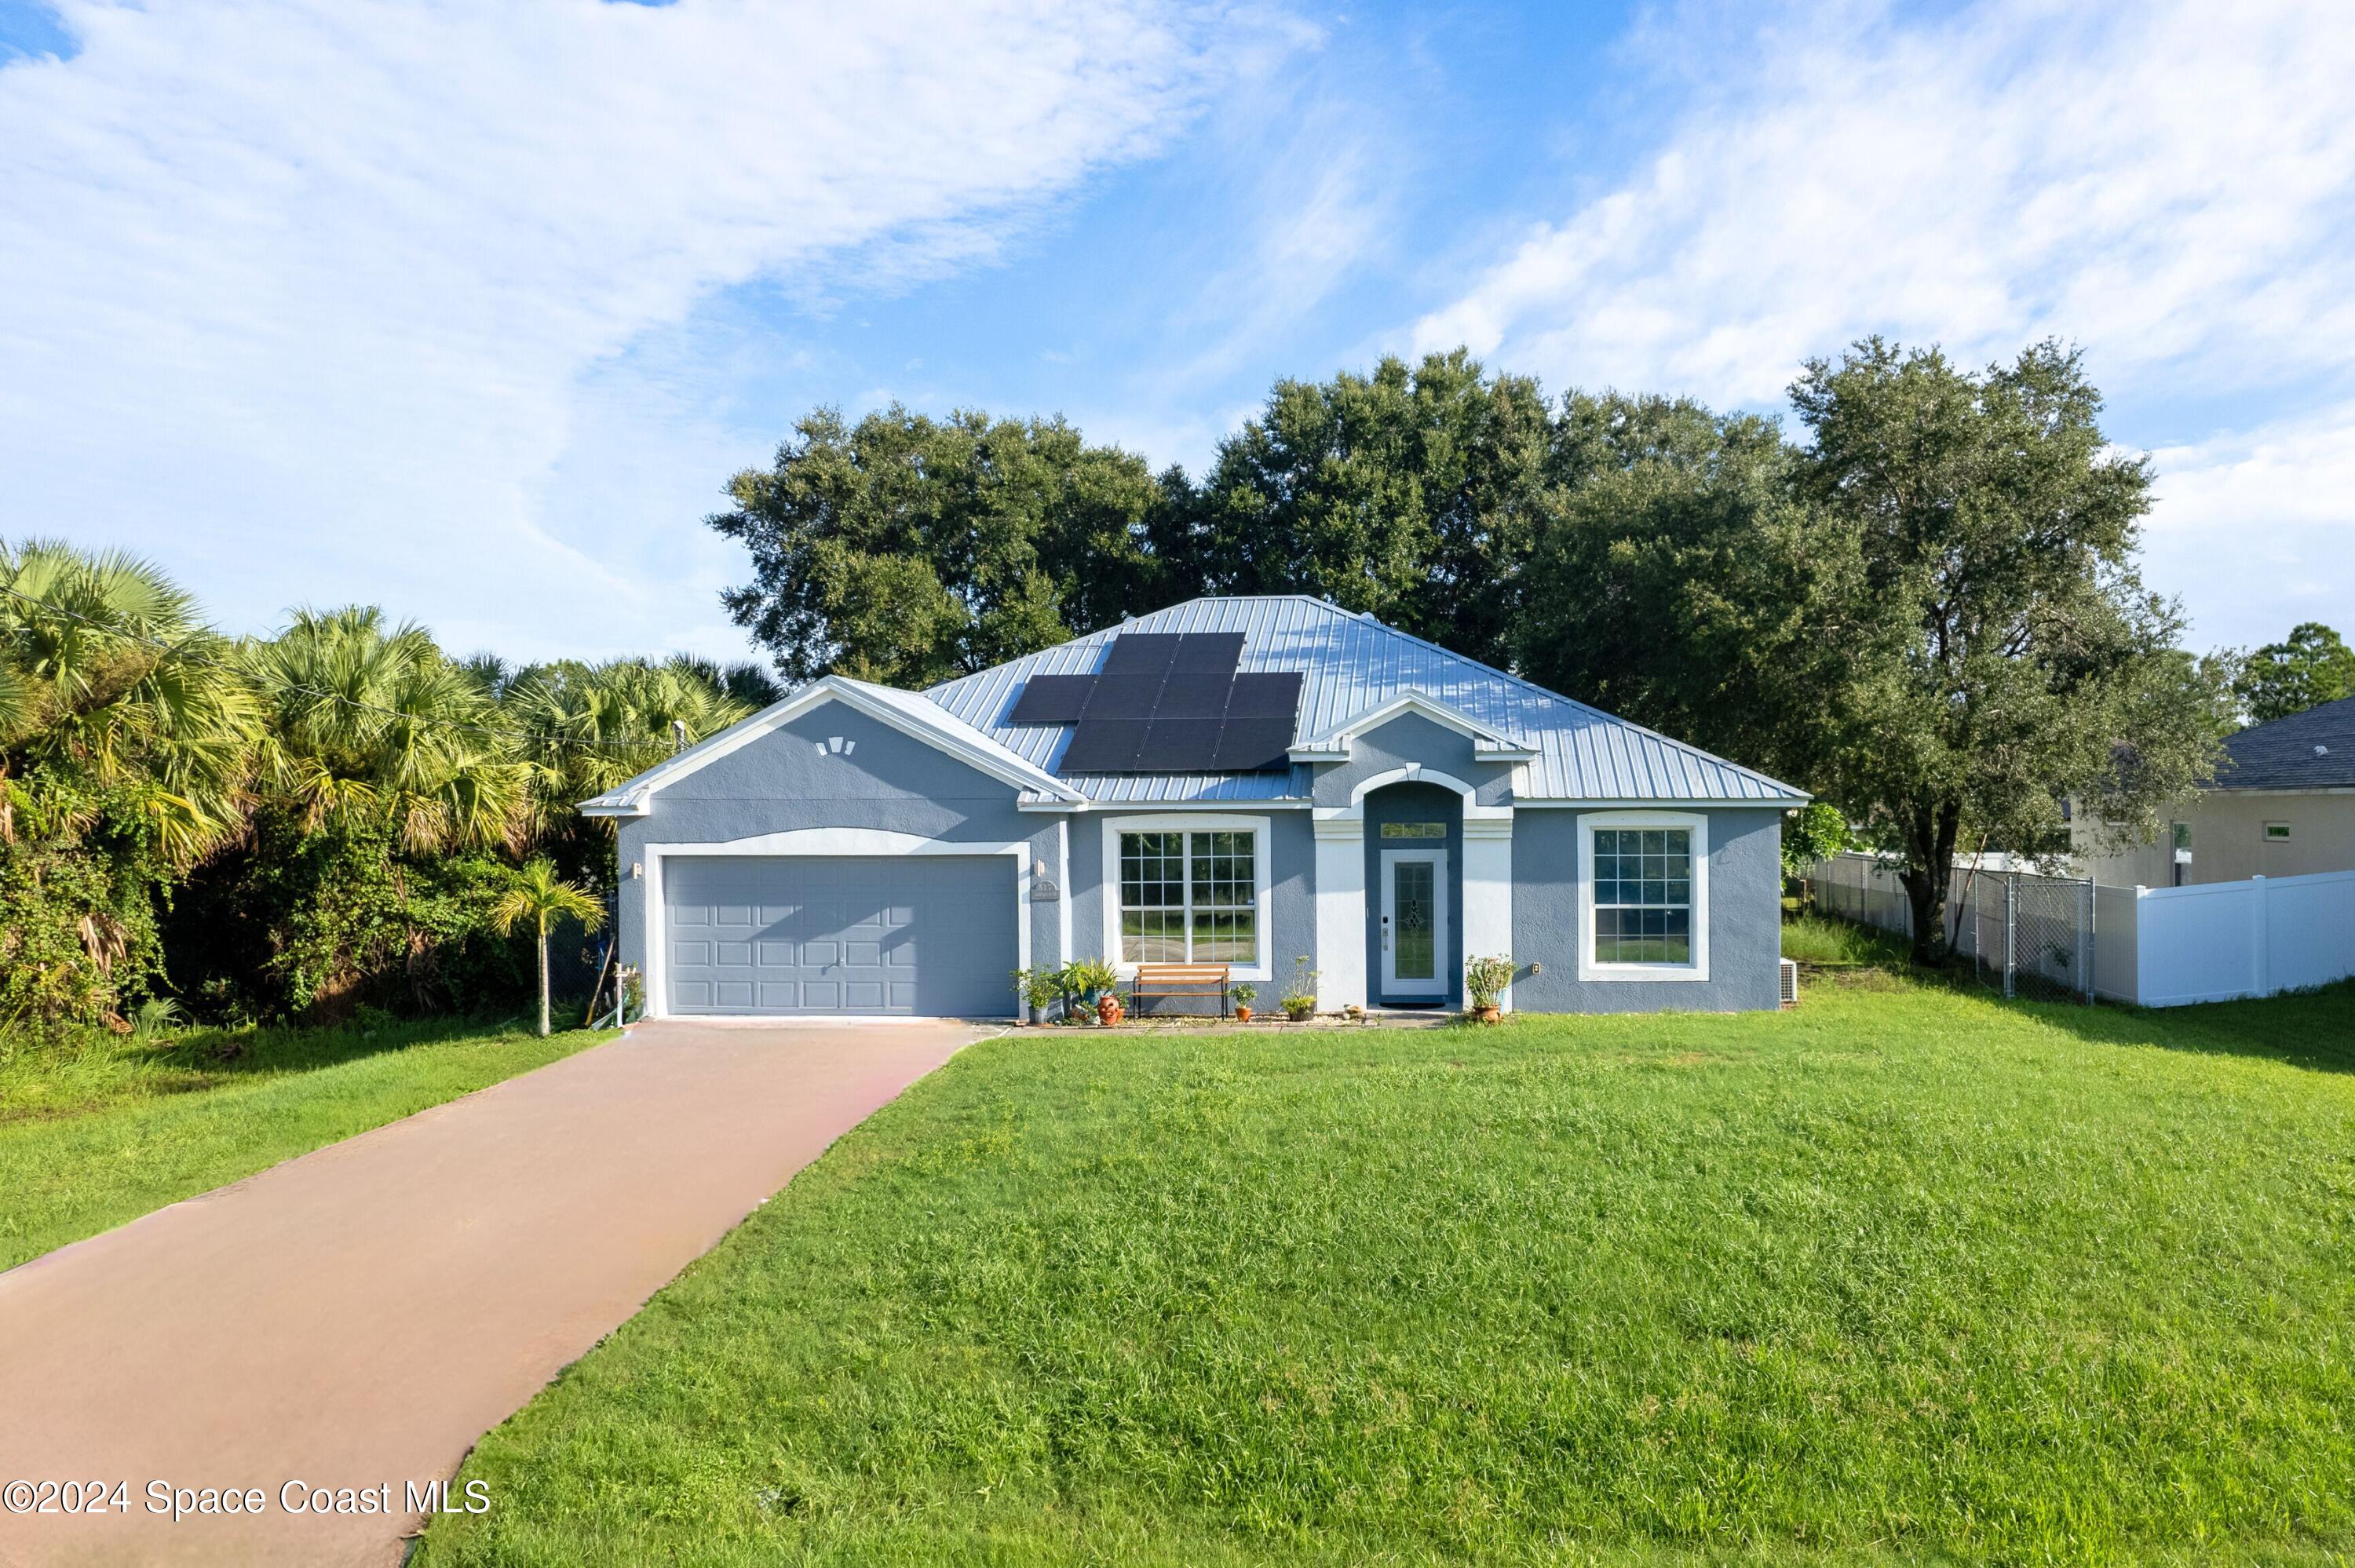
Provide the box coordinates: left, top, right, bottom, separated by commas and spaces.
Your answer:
2073, 693, 2355, 888
582, 596, 1807, 1019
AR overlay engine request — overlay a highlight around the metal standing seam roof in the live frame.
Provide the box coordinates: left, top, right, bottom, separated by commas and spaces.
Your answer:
2212, 694, 2355, 791
925, 596, 1808, 805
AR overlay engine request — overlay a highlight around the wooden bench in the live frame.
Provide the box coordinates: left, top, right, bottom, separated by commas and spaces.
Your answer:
1130, 963, 1232, 1019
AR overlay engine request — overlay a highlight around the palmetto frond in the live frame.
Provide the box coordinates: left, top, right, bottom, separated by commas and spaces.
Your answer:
1, 539, 259, 866
248, 606, 527, 851
501, 657, 754, 840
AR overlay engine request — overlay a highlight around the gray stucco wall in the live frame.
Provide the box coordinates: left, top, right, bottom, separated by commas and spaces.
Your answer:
1071, 807, 1314, 1000
1359, 780, 1464, 1007
614, 700, 1064, 984
1310, 712, 1517, 808
1510, 806, 1783, 1012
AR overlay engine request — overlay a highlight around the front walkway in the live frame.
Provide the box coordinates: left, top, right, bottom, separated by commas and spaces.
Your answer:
0, 1020, 987, 1567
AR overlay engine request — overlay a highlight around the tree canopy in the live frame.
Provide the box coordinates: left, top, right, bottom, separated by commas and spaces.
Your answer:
710, 406, 1177, 688
2236, 622, 2355, 724
1787, 339, 2231, 957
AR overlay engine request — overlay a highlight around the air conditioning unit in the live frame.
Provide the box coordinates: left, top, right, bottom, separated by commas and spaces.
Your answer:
1779, 957, 1800, 1007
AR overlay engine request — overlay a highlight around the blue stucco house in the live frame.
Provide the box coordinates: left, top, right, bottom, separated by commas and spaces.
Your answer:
583, 596, 1806, 1018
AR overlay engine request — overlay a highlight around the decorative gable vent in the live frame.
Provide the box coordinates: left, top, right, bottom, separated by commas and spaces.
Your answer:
812, 736, 856, 757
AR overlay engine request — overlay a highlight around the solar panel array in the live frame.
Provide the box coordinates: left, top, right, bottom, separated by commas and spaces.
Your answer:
1006, 633, 1302, 774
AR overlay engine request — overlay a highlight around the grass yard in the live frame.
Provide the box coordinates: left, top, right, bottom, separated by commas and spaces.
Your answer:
0, 1016, 611, 1269
421, 968, 2355, 1567
1779, 910, 1904, 968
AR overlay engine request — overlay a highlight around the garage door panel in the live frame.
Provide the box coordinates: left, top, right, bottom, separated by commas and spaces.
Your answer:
666, 854, 1013, 1017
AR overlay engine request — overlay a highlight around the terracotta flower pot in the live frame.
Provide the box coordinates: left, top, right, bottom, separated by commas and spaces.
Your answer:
1097, 994, 1123, 1026
1473, 1004, 1502, 1024
1234, 1005, 1252, 1023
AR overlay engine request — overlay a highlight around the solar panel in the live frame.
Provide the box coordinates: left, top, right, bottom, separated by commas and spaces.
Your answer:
1211, 711, 1296, 772
1058, 719, 1148, 772
1081, 674, 1167, 719
1155, 673, 1231, 717
1042, 635, 1303, 774
1170, 633, 1244, 674
1134, 718, 1223, 772
1006, 673, 1095, 725
1101, 634, 1184, 674
1225, 672, 1303, 717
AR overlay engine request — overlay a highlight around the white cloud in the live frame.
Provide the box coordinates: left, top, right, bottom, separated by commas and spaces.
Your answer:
2148, 407, 2355, 647
1406, 0, 2355, 646
0, 0, 1241, 658
1413, 1, 2355, 402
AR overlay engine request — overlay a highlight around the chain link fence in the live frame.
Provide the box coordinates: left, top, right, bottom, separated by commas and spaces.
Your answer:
1806, 853, 2097, 1003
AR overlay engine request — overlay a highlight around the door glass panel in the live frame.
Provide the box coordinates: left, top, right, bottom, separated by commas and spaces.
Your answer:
1394, 861, 1436, 980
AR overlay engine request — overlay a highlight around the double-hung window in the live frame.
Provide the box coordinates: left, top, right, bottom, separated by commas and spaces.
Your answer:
1592, 827, 1692, 963
1118, 829, 1258, 966
1580, 812, 1709, 980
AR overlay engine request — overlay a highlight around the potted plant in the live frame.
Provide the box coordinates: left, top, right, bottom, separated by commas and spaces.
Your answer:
1013, 967, 1061, 1026
1060, 958, 1120, 1025
1464, 954, 1513, 1023
1230, 982, 1257, 1023
1280, 955, 1320, 1022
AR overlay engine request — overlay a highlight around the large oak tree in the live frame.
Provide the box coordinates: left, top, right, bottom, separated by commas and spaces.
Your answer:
1791, 339, 2231, 958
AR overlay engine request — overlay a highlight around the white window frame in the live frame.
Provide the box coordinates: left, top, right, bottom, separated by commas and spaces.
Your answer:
1101, 814, 1272, 981
1577, 809, 1710, 983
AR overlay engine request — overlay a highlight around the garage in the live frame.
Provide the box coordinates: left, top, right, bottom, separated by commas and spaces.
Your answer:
663, 855, 1017, 1017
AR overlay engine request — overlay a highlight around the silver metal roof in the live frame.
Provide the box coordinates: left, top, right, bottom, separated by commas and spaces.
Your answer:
926, 596, 1806, 804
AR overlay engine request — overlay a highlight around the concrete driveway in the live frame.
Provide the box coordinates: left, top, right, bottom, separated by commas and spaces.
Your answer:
0, 1019, 990, 1567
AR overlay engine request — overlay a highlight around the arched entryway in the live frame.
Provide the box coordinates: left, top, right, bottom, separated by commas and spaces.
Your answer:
1360, 780, 1463, 1007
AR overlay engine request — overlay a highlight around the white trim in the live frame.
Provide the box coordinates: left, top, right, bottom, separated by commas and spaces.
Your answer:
1576, 809, 1710, 983
644, 828, 1030, 1020
1289, 689, 1540, 763
1056, 817, 1073, 968
1099, 812, 1274, 981
1311, 814, 1367, 1009
581, 675, 1083, 817
1378, 846, 1450, 994
1460, 810, 1514, 1011
1515, 797, 1806, 809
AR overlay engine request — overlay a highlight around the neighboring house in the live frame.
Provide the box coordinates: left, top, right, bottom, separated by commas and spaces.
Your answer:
2073, 695, 2355, 888
582, 596, 1806, 1019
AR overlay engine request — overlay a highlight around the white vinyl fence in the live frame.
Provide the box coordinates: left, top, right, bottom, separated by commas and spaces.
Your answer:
2120, 870, 2355, 1007
1807, 854, 2355, 1008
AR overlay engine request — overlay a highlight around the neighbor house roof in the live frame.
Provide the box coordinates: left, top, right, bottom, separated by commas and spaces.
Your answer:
926, 596, 1806, 805
2213, 694, 2355, 792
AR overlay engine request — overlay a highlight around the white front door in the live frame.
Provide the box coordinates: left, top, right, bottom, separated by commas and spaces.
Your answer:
1379, 848, 1449, 996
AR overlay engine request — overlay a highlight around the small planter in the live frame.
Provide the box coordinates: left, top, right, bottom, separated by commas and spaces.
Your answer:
1233, 1005, 1253, 1023
1097, 994, 1124, 1026
1473, 1004, 1502, 1024
1028, 1004, 1048, 1026
1283, 1004, 1315, 1023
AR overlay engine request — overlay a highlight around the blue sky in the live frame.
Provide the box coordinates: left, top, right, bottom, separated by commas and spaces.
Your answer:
4, 0, 2351, 666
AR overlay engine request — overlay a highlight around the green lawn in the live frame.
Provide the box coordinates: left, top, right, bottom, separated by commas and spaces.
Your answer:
420, 970, 2355, 1566
0, 1016, 611, 1269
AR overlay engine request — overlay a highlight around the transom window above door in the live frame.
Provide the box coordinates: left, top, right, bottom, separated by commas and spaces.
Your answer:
1119, 830, 1258, 965
1379, 821, 1447, 839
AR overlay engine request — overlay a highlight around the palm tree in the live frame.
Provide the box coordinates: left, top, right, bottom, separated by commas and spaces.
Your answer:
1, 538, 260, 866
246, 607, 527, 855
500, 656, 754, 844
490, 857, 605, 1037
